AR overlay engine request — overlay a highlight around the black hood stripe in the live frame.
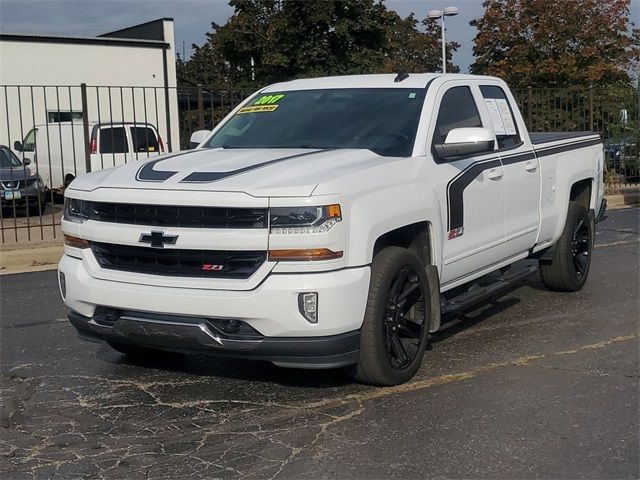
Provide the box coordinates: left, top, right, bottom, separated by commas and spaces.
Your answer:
136, 150, 203, 182
179, 149, 328, 183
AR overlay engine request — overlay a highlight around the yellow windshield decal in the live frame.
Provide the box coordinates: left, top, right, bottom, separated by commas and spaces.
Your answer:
237, 93, 286, 114
237, 104, 279, 114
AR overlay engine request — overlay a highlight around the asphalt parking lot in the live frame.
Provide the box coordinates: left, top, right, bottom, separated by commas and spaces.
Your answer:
1, 206, 638, 479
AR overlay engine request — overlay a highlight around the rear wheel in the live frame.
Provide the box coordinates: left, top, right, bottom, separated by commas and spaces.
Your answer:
539, 201, 593, 292
347, 247, 431, 386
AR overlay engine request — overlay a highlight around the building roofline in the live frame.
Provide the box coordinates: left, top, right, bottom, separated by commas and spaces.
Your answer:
0, 32, 169, 49
99, 17, 174, 38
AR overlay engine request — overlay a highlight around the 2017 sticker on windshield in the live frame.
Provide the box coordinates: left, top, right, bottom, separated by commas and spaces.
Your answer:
237, 94, 286, 114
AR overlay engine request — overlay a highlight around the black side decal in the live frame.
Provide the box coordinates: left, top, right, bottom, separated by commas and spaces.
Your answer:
534, 137, 601, 158
445, 137, 600, 234
446, 157, 501, 231
179, 149, 327, 183
136, 150, 202, 182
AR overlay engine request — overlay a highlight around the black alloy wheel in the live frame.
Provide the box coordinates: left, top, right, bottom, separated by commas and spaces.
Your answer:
383, 266, 426, 370
571, 216, 590, 279
347, 246, 432, 386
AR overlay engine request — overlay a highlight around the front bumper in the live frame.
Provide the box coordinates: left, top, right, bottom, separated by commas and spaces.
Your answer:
68, 310, 360, 369
59, 253, 370, 366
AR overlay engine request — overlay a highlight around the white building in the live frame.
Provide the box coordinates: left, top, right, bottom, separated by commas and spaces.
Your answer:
0, 18, 180, 153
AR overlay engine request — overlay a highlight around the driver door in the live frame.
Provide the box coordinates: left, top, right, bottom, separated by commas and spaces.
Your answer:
432, 84, 506, 287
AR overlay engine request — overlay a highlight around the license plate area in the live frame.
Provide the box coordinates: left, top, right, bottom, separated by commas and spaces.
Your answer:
4, 190, 21, 200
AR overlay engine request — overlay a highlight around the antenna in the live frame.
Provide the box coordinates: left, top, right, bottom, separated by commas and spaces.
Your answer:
394, 72, 409, 83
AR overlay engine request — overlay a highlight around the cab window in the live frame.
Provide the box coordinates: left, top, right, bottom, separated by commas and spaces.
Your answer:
432, 86, 483, 146
22, 129, 37, 152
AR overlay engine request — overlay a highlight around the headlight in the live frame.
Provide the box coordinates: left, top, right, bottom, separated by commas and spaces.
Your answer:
269, 204, 341, 234
63, 197, 89, 223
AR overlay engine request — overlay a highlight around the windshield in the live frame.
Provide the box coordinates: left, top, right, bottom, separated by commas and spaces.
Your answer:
0, 147, 22, 168
205, 88, 426, 157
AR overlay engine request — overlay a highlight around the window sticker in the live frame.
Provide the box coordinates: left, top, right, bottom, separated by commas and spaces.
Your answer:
408, 92, 417, 99
495, 98, 517, 135
484, 98, 506, 135
237, 104, 279, 114
237, 93, 286, 114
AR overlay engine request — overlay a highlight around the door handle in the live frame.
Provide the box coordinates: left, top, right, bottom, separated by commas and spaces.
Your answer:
524, 160, 538, 172
487, 168, 503, 180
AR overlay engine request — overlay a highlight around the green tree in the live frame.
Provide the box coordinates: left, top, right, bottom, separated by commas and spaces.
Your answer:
470, 0, 640, 87
179, 0, 459, 88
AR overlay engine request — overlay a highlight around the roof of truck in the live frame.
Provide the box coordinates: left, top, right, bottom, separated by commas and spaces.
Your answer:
262, 73, 502, 92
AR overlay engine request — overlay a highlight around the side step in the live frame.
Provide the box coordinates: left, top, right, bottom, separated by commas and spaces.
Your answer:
441, 265, 538, 320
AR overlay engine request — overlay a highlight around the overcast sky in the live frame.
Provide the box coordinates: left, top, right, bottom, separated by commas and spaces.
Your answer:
1, 0, 638, 73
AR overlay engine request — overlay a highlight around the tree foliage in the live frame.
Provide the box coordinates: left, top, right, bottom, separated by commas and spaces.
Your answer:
178, 0, 458, 88
470, 0, 640, 88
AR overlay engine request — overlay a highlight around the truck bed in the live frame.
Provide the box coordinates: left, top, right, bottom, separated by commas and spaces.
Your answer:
529, 132, 598, 145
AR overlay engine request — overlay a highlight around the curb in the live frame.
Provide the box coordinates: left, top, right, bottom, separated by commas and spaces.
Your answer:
605, 192, 640, 208
0, 244, 63, 276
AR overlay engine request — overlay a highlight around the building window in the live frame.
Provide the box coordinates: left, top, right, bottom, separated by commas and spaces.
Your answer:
47, 111, 83, 123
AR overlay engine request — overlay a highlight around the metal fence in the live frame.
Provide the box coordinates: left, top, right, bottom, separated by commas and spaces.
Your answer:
513, 85, 640, 186
0, 82, 637, 244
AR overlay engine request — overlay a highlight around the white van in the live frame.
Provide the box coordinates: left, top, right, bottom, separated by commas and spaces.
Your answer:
13, 122, 164, 192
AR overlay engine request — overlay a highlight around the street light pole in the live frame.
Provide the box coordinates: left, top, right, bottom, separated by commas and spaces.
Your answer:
441, 14, 447, 74
427, 6, 460, 74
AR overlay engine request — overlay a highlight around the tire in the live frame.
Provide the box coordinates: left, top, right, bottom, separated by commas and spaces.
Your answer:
539, 201, 593, 292
107, 341, 166, 358
28, 198, 46, 217
347, 246, 431, 386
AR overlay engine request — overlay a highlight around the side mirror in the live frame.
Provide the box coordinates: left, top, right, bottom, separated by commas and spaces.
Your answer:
189, 130, 211, 149
14, 140, 23, 152
23, 158, 31, 166
434, 127, 495, 160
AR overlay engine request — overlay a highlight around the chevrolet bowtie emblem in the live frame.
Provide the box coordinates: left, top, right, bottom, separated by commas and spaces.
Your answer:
139, 230, 178, 248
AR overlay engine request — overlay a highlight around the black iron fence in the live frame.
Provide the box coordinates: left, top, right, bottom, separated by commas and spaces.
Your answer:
513, 85, 640, 186
0, 82, 637, 244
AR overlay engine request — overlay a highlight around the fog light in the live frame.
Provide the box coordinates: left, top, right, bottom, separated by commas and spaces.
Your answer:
58, 271, 66, 299
298, 292, 318, 323
220, 319, 241, 334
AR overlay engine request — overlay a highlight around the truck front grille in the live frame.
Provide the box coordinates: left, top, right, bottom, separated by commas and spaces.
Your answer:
83, 201, 267, 229
91, 242, 266, 278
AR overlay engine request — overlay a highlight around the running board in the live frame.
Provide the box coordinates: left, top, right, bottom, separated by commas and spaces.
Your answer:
441, 265, 537, 319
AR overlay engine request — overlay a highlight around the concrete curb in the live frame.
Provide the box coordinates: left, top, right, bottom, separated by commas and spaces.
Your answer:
0, 244, 63, 276
606, 191, 640, 208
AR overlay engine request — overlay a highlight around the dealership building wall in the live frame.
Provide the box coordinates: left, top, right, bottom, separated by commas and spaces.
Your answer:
0, 18, 180, 153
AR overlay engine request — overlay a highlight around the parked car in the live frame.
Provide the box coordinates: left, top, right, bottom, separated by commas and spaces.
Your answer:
13, 122, 164, 194
0, 145, 46, 214
59, 74, 606, 386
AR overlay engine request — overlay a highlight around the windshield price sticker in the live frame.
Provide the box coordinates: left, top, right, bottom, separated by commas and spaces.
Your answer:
237, 94, 286, 114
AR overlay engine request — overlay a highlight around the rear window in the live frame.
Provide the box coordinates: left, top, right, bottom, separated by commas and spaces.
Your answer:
100, 127, 128, 154
479, 85, 521, 149
130, 127, 159, 153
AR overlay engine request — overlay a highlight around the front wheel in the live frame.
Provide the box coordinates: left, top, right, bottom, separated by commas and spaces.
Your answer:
347, 247, 431, 386
539, 201, 593, 292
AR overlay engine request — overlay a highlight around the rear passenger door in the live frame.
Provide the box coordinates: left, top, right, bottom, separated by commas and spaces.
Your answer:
432, 84, 506, 286
478, 85, 540, 255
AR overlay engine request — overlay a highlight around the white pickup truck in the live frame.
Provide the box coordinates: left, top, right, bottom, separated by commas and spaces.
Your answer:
59, 74, 606, 386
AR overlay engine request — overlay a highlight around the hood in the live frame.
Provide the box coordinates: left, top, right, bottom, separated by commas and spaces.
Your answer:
0, 166, 34, 182
70, 148, 397, 197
